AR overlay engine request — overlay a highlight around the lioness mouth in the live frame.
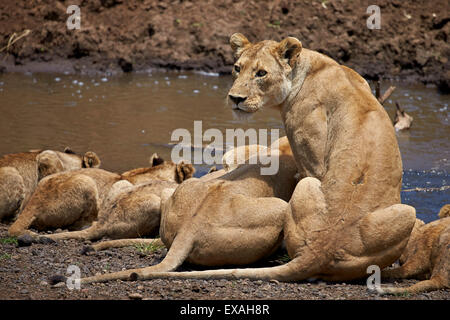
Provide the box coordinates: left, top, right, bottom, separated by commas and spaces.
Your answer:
233, 105, 258, 113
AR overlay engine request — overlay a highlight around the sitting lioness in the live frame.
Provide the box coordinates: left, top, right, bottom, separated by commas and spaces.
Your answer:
0, 148, 100, 221
71, 34, 416, 284
380, 205, 449, 294
8, 154, 194, 237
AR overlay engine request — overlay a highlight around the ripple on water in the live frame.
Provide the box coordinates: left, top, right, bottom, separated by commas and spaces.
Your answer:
64, 101, 77, 107
402, 169, 449, 223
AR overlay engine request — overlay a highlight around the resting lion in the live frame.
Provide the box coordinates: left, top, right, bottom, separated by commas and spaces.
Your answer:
8, 154, 194, 238
41, 179, 182, 243
0, 148, 100, 221
61, 137, 298, 284
380, 205, 449, 294
69, 34, 417, 285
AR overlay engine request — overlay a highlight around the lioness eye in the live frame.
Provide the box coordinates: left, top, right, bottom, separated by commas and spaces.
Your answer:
234, 65, 240, 73
256, 70, 267, 77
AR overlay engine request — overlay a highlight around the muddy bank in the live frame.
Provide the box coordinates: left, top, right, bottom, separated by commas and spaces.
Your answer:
0, 224, 449, 300
0, 0, 448, 92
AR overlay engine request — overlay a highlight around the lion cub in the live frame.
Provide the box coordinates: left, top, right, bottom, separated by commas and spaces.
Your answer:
381, 204, 449, 294
8, 154, 194, 237
0, 148, 100, 221
42, 179, 183, 243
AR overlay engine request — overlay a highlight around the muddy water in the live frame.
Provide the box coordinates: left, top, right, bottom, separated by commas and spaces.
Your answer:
0, 71, 448, 222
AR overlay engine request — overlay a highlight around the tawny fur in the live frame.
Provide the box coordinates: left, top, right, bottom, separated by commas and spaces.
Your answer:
0, 148, 100, 221
74, 34, 417, 285
222, 144, 269, 171
8, 155, 194, 237
74, 138, 299, 284
42, 180, 181, 243
84, 137, 293, 251
380, 205, 449, 294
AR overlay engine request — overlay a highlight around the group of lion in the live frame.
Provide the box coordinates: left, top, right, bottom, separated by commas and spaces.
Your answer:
1, 34, 448, 295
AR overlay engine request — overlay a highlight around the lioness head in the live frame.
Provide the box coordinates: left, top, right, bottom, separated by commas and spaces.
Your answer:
37, 149, 101, 180
228, 33, 302, 114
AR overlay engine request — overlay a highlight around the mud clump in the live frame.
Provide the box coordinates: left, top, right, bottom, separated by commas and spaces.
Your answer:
0, 0, 448, 88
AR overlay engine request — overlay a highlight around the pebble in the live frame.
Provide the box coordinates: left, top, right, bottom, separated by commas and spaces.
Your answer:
137, 285, 144, 291
191, 285, 200, 292
270, 279, 280, 285
17, 235, 34, 247
128, 293, 143, 300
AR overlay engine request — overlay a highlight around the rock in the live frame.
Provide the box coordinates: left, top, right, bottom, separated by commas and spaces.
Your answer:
38, 237, 56, 245
17, 235, 34, 247
48, 274, 66, 285
128, 293, 143, 300
137, 285, 144, 291
191, 285, 200, 293
81, 245, 94, 255
118, 58, 133, 73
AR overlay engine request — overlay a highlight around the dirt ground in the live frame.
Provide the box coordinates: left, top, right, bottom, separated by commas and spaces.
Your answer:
0, 224, 448, 300
0, 0, 449, 92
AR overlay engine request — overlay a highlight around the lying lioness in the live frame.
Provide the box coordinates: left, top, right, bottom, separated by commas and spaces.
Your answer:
8, 154, 194, 237
65, 138, 298, 284
71, 34, 416, 284
40, 179, 182, 243
380, 205, 449, 294
0, 148, 100, 221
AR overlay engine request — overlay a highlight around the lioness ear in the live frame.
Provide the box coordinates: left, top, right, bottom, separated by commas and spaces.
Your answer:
83, 151, 101, 168
64, 147, 76, 154
175, 162, 195, 183
277, 37, 302, 67
230, 33, 251, 59
149, 153, 164, 167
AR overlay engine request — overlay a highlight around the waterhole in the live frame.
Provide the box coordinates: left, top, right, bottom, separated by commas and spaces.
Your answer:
0, 71, 448, 222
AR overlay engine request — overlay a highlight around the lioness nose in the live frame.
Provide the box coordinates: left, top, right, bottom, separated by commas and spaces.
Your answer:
229, 95, 247, 105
